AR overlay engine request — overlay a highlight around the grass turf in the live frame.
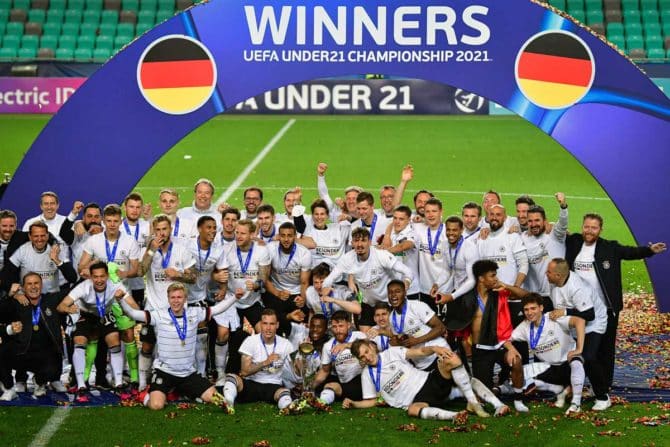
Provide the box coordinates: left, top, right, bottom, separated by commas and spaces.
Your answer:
1, 400, 668, 447
0, 114, 652, 292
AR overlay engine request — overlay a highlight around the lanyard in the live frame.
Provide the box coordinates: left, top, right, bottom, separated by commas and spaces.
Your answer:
320, 292, 334, 319
464, 226, 481, 240
365, 214, 378, 238
380, 335, 389, 351
368, 355, 382, 393
330, 332, 352, 362
448, 236, 464, 270
196, 239, 211, 272
237, 244, 254, 274
32, 298, 42, 329
529, 315, 546, 350
173, 217, 180, 237
262, 226, 276, 243
476, 292, 486, 313
280, 243, 297, 269
95, 289, 107, 317
158, 242, 173, 269
261, 335, 277, 360
427, 224, 443, 256
123, 219, 139, 241
391, 302, 407, 334
168, 308, 187, 344
105, 236, 119, 262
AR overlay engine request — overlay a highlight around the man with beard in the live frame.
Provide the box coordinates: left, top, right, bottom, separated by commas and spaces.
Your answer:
412, 190, 434, 224
461, 202, 482, 241
321, 228, 414, 331
122, 193, 151, 306
241, 187, 263, 221
22, 191, 70, 260
477, 205, 528, 288
512, 196, 536, 233
316, 162, 361, 223
350, 192, 389, 246
565, 213, 666, 392
522, 193, 568, 296
59, 202, 103, 269
254, 204, 279, 245
313, 311, 367, 405
479, 191, 517, 230
0, 209, 17, 275
216, 207, 239, 248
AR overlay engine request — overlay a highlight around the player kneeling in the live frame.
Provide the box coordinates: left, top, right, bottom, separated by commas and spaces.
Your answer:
344, 339, 511, 420
117, 282, 237, 411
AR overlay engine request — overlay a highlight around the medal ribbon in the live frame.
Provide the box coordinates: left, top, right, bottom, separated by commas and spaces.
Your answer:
237, 243, 254, 274
476, 292, 486, 313
448, 236, 464, 270
529, 315, 546, 350
173, 217, 180, 237
366, 214, 378, 238
158, 242, 173, 269
320, 291, 334, 319
427, 224, 444, 256
464, 226, 481, 240
262, 226, 276, 243
368, 355, 382, 393
123, 219, 139, 241
197, 239, 211, 272
281, 243, 297, 269
31, 297, 42, 328
95, 289, 107, 318
380, 335, 389, 351
261, 334, 277, 361
391, 302, 407, 334
105, 236, 119, 262
168, 308, 187, 344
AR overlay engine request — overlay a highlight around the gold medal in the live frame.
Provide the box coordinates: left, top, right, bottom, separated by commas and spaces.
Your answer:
33, 325, 39, 331
181, 340, 185, 346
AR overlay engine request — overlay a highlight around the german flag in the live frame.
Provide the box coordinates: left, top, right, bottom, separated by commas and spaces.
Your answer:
515, 32, 594, 109
138, 37, 216, 115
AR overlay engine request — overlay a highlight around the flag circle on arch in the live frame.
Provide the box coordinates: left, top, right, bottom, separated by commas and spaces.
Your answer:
515, 31, 595, 110
137, 35, 217, 115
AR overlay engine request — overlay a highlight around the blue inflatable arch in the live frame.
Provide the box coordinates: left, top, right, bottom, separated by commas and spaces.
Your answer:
2, 0, 669, 309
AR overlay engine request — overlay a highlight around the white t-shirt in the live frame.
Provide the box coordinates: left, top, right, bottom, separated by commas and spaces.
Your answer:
216, 243, 271, 309
170, 216, 198, 242
121, 218, 151, 291
177, 204, 223, 232
23, 213, 70, 259
321, 330, 367, 383
477, 228, 527, 285
144, 241, 196, 311
149, 307, 208, 377
389, 225, 420, 295
522, 208, 568, 295
572, 243, 607, 305
550, 273, 607, 334
350, 213, 391, 247
511, 314, 575, 365
239, 334, 295, 385
361, 346, 428, 410
267, 241, 312, 295
437, 237, 478, 299
413, 222, 449, 294
82, 232, 140, 288
68, 278, 126, 317
304, 223, 350, 269
389, 300, 448, 370
305, 285, 353, 318
9, 242, 70, 292
186, 239, 226, 303
323, 247, 414, 306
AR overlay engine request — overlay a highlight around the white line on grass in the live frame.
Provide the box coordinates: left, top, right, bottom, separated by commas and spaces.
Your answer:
214, 119, 296, 206
138, 185, 609, 202
28, 406, 71, 447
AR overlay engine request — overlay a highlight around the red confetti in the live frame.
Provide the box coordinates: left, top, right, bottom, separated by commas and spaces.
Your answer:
191, 436, 211, 445
397, 423, 420, 432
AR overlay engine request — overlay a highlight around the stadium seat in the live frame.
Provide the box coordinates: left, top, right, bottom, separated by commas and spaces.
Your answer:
45, 8, 64, 23
100, 8, 117, 23
566, 0, 584, 9
603, 0, 620, 9
645, 34, 663, 49
42, 21, 60, 35
79, 21, 97, 35
585, 0, 603, 10
660, 0, 670, 10
626, 33, 644, 48
17, 45, 35, 57
0, 0, 10, 9
116, 20, 132, 36
37, 46, 54, 57
60, 21, 78, 35
20, 32, 37, 48
663, 23, 670, 38
95, 33, 112, 49
0, 8, 8, 22
623, 9, 641, 24
74, 46, 92, 59
662, 11, 670, 25
175, 0, 192, 11
27, 7, 45, 23
628, 47, 647, 58
608, 34, 625, 49
590, 22, 605, 35
137, 9, 154, 23
5, 21, 23, 35
10, 8, 28, 22
13, 0, 30, 10
49, 0, 66, 9
68, 0, 85, 10
121, 0, 137, 11
58, 33, 76, 49
621, 0, 639, 8
639, 0, 657, 11
2, 33, 20, 48
113, 32, 129, 48
157, 0, 173, 10
118, 9, 135, 23
24, 20, 41, 35
605, 9, 623, 23
85, 0, 103, 11
568, 8, 586, 22
92, 46, 109, 59
608, 22, 624, 35
39, 33, 57, 49
135, 19, 152, 35
625, 21, 642, 35
82, 8, 101, 24
645, 22, 661, 36
77, 33, 94, 49
98, 21, 115, 35
646, 47, 665, 59
55, 46, 73, 58
64, 8, 82, 23
641, 10, 659, 25
103, 0, 120, 11
0, 46, 18, 57
586, 9, 603, 24
0, 21, 5, 35
139, 0, 157, 11
155, 8, 172, 22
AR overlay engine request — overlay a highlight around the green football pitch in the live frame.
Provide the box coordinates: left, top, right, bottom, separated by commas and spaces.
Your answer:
0, 113, 652, 292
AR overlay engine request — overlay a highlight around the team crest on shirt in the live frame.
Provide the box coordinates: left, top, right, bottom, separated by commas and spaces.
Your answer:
548, 330, 554, 336
539, 243, 545, 251
45, 308, 52, 316
499, 246, 506, 253
602, 261, 610, 270
390, 364, 396, 371
408, 319, 415, 326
